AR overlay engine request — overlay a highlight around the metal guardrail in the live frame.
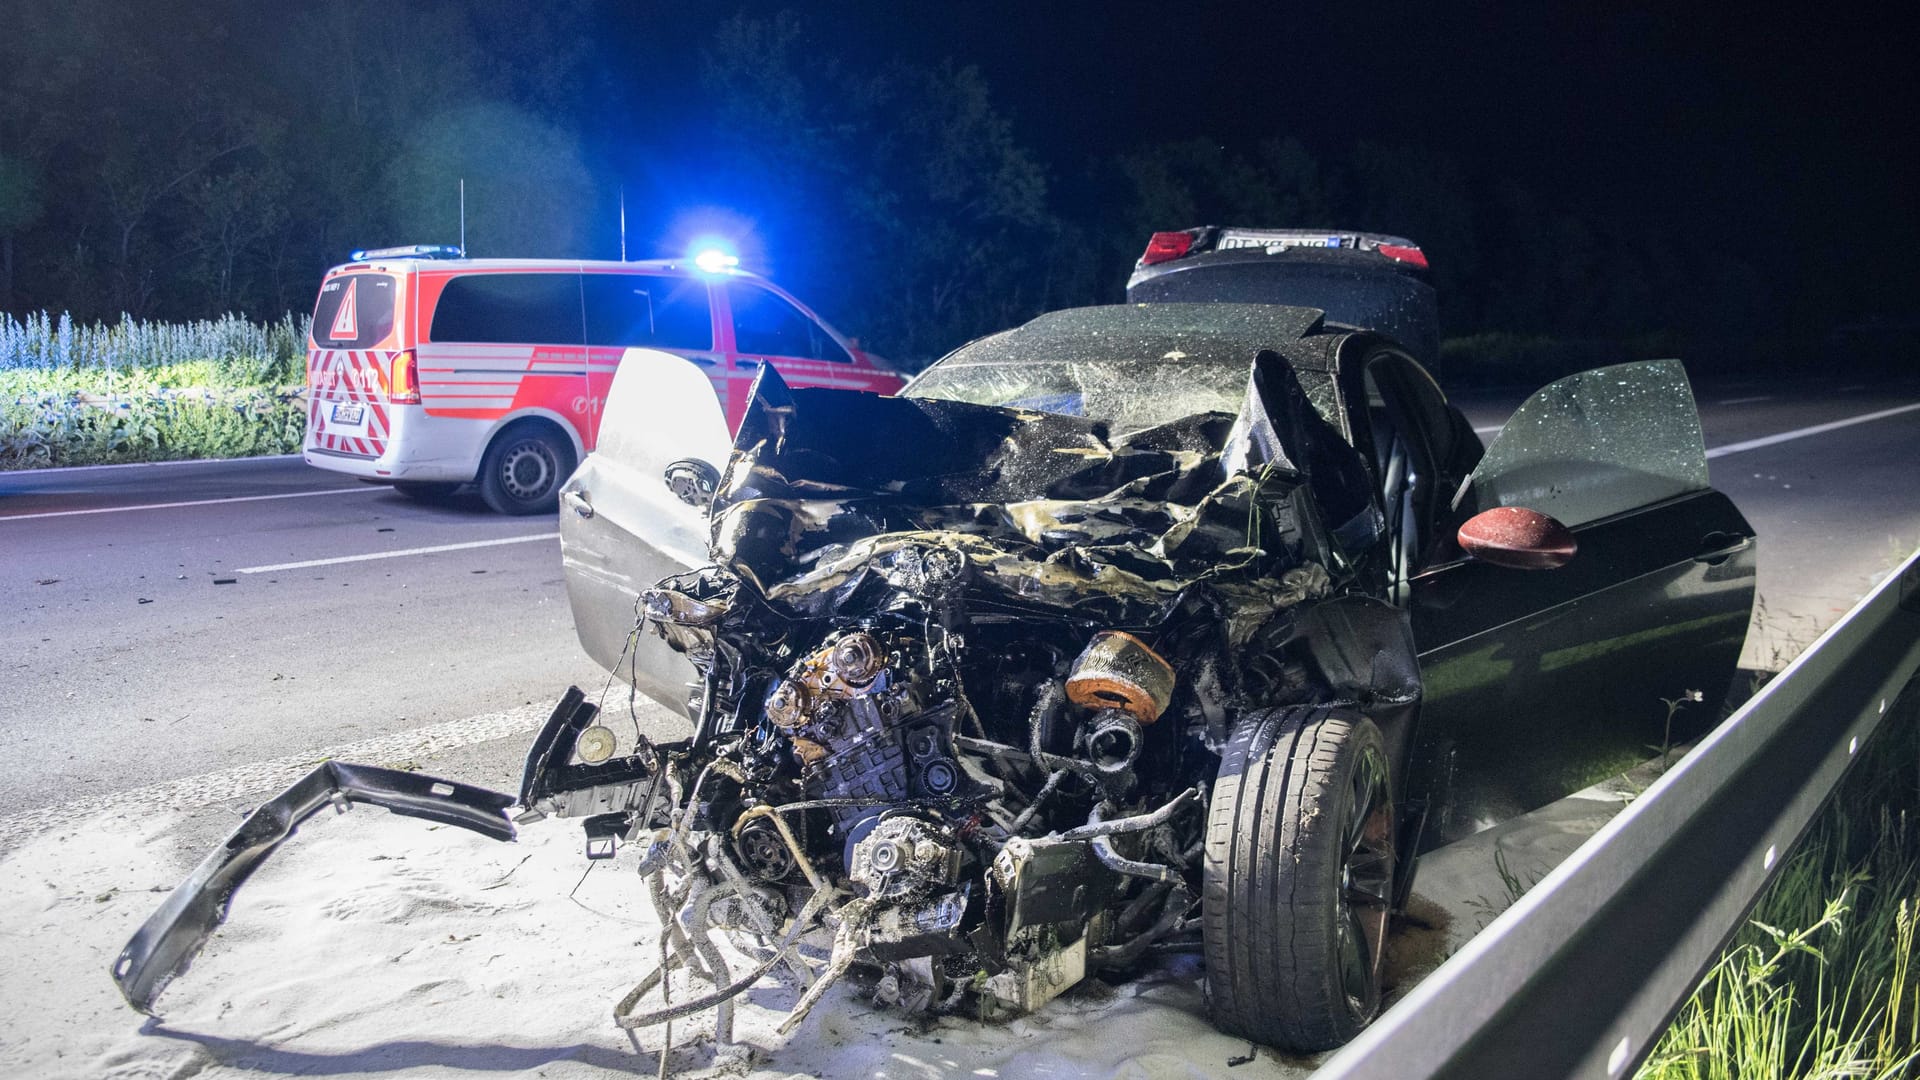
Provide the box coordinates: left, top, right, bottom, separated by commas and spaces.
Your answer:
1314, 548, 1920, 1080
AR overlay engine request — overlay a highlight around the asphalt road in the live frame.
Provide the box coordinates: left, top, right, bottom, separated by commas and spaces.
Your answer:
1, 460, 613, 818
2, 376, 1917, 828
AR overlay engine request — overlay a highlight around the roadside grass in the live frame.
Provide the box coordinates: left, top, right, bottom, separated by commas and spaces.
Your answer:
1634, 691, 1920, 1079
0, 312, 310, 468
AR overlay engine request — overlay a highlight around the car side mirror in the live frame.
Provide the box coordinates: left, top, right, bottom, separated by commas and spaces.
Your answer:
663, 458, 720, 508
1458, 506, 1577, 570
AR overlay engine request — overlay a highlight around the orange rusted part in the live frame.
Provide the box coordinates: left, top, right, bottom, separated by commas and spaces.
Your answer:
790, 737, 829, 765
766, 632, 890, 731
1066, 630, 1176, 724
765, 680, 810, 729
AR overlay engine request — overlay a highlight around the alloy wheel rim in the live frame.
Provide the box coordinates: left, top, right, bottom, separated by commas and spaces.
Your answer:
1336, 749, 1394, 1017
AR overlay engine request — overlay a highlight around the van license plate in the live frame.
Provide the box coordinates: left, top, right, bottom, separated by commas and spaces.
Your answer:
331, 402, 365, 425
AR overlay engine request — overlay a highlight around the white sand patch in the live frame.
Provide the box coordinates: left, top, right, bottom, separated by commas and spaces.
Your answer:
0, 804, 1324, 1079
0, 757, 1658, 1079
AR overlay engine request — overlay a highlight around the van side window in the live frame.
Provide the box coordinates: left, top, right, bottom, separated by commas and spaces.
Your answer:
430, 273, 584, 345
727, 282, 852, 363
582, 274, 713, 350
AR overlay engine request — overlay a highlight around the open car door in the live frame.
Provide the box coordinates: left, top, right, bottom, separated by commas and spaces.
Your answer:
1406, 359, 1756, 846
558, 348, 731, 717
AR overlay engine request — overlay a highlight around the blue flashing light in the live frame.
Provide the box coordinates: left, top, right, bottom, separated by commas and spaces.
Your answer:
347, 244, 466, 262
693, 248, 740, 274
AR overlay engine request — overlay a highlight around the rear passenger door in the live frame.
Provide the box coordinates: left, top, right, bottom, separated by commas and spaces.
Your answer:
580, 272, 722, 446
418, 269, 588, 443
720, 281, 862, 425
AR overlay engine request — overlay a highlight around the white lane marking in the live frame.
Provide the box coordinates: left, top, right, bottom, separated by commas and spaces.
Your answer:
0, 704, 560, 852
1, 485, 374, 522
1706, 402, 1920, 459
1716, 395, 1773, 405
237, 531, 560, 573
2, 453, 302, 475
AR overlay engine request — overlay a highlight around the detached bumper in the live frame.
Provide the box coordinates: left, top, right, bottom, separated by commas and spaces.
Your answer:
111, 761, 516, 1013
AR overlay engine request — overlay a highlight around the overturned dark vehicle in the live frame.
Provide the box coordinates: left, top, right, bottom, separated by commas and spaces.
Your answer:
114, 304, 1757, 1055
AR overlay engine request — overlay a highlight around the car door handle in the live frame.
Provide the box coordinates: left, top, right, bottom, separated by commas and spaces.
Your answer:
735, 358, 761, 369
682, 354, 718, 368
1694, 532, 1751, 565
562, 489, 594, 519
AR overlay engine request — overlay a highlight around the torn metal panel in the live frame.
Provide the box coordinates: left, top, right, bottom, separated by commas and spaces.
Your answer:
111, 762, 516, 1013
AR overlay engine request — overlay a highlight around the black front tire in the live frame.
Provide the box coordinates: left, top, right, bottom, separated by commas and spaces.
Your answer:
477, 426, 573, 515
1203, 705, 1395, 1052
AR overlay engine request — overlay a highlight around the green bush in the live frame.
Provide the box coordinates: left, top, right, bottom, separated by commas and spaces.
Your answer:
0, 390, 306, 468
0, 311, 310, 468
0, 311, 308, 386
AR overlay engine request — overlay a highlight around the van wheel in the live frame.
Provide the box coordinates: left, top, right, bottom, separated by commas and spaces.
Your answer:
1203, 705, 1395, 1052
478, 426, 573, 515
392, 481, 459, 501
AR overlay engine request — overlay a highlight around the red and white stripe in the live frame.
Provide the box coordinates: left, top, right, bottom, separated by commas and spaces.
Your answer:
306, 349, 394, 458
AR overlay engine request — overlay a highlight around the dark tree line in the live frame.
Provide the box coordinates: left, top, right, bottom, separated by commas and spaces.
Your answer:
1, 3, 1777, 368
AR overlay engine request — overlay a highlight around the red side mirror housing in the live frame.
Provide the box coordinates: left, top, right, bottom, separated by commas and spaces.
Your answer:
1458, 506, 1577, 570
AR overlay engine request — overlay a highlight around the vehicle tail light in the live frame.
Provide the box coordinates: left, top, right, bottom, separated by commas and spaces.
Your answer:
389, 349, 421, 405
1377, 244, 1429, 269
1140, 231, 1194, 266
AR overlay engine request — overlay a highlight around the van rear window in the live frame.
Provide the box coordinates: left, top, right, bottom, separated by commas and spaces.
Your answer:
430, 273, 584, 345
582, 273, 713, 350
311, 274, 397, 349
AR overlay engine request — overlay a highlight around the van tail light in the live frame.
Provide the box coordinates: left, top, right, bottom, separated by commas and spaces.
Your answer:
389, 349, 422, 405
1139, 231, 1195, 266
1376, 244, 1429, 269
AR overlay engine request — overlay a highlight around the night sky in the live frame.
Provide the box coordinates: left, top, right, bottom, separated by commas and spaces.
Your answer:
611, 1, 1915, 321
622, 3, 1902, 198
3, 1, 1912, 352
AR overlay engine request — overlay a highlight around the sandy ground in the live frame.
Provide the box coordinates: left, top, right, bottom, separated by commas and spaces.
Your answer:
0, 756, 1642, 1080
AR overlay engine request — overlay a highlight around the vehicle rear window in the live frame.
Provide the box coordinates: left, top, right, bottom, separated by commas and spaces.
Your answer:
582, 273, 713, 350
311, 273, 397, 349
727, 283, 851, 362
1129, 262, 1439, 364
430, 273, 584, 345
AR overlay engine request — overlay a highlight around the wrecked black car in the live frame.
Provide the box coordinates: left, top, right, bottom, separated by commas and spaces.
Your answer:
114, 303, 1756, 1055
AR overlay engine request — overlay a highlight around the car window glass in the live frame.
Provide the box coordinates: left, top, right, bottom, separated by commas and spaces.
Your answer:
1459, 359, 1707, 529
728, 283, 850, 362
430, 273, 583, 345
582, 274, 712, 350
311, 273, 397, 349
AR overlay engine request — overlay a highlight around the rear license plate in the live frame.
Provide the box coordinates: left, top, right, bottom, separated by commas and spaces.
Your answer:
330, 402, 365, 425
1217, 232, 1349, 252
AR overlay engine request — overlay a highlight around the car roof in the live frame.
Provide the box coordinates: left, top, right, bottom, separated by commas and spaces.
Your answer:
325, 256, 771, 279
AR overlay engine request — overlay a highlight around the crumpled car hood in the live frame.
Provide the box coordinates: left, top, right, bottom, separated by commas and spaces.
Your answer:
704, 355, 1376, 637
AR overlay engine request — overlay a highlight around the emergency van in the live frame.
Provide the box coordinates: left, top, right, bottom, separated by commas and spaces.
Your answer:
304, 246, 903, 514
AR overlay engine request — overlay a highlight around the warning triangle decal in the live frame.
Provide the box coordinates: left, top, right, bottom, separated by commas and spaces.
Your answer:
330, 280, 359, 341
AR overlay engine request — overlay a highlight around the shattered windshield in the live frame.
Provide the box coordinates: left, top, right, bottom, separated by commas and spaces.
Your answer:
904, 303, 1338, 437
